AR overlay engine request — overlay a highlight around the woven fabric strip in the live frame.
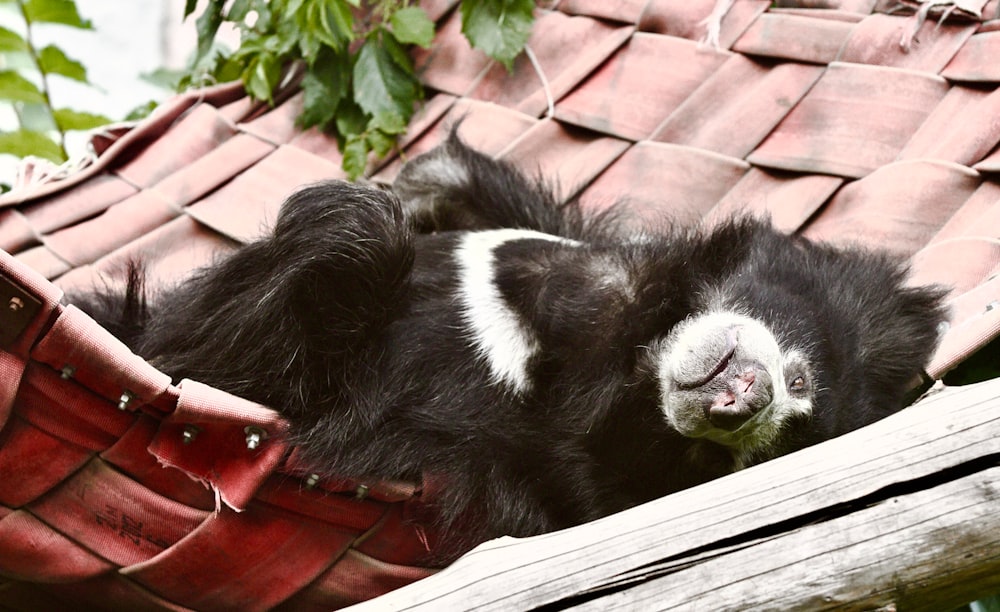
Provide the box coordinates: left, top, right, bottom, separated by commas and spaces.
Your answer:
0, 249, 441, 610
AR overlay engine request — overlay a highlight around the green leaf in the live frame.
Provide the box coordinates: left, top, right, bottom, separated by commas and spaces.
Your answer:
22, 0, 92, 28
304, 0, 354, 51
324, 0, 355, 42
38, 45, 87, 82
389, 6, 435, 48
52, 107, 110, 131
214, 54, 245, 84
140, 66, 184, 90
0, 26, 27, 52
298, 71, 337, 129
125, 100, 159, 122
366, 127, 395, 158
226, 0, 254, 22
333, 97, 367, 143
352, 37, 420, 132
195, 0, 225, 62
370, 107, 407, 135
342, 133, 369, 179
19, 102, 55, 131
298, 47, 350, 129
0, 70, 44, 103
183, 0, 198, 20
380, 27, 414, 73
460, 0, 534, 70
0, 128, 65, 162
244, 53, 280, 103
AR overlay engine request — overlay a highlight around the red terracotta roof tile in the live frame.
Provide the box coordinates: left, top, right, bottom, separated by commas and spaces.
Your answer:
150, 133, 276, 208
578, 141, 749, 225
240, 92, 310, 145
558, 0, 647, 24
941, 29, 1000, 82
972, 147, 1000, 173
732, 11, 859, 64
18, 175, 138, 235
706, 168, 844, 234
15, 245, 72, 280
0, 209, 35, 253
373, 98, 537, 182
839, 13, 976, 71
393, 92, 458, 152
419, 0, 458, 22
926, 180, 1000, 246
927, 277, 1000, 377
286, 127, 344, 163
556, 33, 731, 140
747, 62, 950, 177
899, 84, 1000, 164
639, 0, 771, 48
413, 9, 492, 97
186, 146, 343, 243
113, 105, 238, 188
498, 119, 630, 202
651, 55, 823, 158
469, 11, 633, 117
43, 190, 179, 268
911, 239, 1000, 296
57, 215, 238, 294
802, 159, 981, 256
217, 93, 260, 124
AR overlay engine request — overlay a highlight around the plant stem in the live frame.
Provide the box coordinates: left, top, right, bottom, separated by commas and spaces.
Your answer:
15, 0, 68, 160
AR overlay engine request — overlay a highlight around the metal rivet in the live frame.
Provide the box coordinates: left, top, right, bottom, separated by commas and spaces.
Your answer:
244, 426, 267, 450
986, 301, 999, 314
355, 484, 370, 500
8, 297, 24, 312
60, 364, 76, 380
117, 390, 134, 411
182, 425, 200, 445
304, 473, 320, 489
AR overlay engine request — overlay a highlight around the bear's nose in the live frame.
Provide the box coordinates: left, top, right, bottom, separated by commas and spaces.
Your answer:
705, 366, 773, 430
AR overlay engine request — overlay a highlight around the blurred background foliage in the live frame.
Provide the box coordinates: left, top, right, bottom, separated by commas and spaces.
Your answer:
0, 0, 536, 187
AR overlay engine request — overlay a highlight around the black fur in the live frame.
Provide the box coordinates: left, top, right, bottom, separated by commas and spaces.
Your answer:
73, 136, 947, 560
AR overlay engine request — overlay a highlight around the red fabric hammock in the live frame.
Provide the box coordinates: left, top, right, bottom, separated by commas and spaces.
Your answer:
0, 249, 442, 610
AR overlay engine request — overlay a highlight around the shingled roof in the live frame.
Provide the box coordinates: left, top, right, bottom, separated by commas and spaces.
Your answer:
1, 0, 999, 608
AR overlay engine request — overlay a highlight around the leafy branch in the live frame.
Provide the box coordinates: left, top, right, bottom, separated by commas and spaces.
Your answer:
0, 0, 111, 166
183, 0, 536, 179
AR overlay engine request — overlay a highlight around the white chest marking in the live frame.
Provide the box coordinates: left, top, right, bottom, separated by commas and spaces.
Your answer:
455, 229, 573, 393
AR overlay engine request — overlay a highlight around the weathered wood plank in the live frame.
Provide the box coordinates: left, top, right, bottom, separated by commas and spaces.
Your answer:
352, 378, 1000, 610
579, 466, 1000, 610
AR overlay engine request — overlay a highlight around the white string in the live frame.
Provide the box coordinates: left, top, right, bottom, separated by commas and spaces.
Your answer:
700, 0, 736, 49
524, 44, 555, 119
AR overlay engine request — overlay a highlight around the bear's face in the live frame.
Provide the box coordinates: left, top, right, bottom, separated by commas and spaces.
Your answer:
655, 311, 815, 466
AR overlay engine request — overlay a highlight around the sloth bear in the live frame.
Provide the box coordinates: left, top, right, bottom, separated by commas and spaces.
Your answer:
75, 136, 946, 558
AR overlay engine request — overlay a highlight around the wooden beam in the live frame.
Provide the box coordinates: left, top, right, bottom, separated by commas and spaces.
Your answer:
352, 377, 1000, 610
